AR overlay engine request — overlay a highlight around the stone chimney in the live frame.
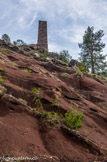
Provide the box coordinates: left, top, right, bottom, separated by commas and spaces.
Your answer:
37, 20, 48, 50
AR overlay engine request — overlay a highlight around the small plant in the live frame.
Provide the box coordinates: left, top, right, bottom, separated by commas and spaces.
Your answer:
20, 87, 26, 94
41, 110, 61, 125
22, 130, 28, 135
62, 73, 69, 78
0, 67, 4, 72
0, 47, 12, 53
78, 62, 88, 73
0, 84, 7, 98
77, 68, 83, 76
18, 98, 27, 105
32, 88, 43, 110
84, 130, 88, 136
23, 68, 32, 73
19, 47, 24, 51
65, 106, 84, 130
59, 50, 71, 64
47, 112, 61, 125
4, 49, 12, 53
43, 50, 49, 59
51, 95, 59, 107
0, 74, 4, 83
30, 108, 37, 112
3, 154, 10, 158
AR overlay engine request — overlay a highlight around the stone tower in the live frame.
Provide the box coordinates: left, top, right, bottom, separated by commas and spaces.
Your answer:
37, 20, 48, 50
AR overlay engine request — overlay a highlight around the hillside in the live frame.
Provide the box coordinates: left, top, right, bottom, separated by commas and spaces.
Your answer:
0, 41, 107, 162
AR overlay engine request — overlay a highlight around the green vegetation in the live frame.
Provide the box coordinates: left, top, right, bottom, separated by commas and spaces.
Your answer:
79, 26, 107, 74
65, 106, 84, 130
0, 68, 4, 72
97, 70, 107, 77
76, 63, 88, 76
30, 108, 37, 112
0, 84, 7, 95
43, 50, 49, 59
40, 110, 61, 125
62, 72, 69, 78
59, 50, 72, 64
84, 130, 88, 136
19, 46, 24, 51
1, 34, 11, 44
20, 87, 26, 94
23, 68, 32, 73
13, 39, 26, 46
18, 98, 27, 105
5, 62, 17, 69
78, 62, 88, 73
4, 49, 12, 53
3, 154, 10, 158
31, 88, 61, 125
31, 87, 84, 129
22, 130, 28, 135
0, 47, 12, 54
0, 74, 4, 83
51, 95, 59, 107
0, 72, 6, 98
32, 88, 43, 110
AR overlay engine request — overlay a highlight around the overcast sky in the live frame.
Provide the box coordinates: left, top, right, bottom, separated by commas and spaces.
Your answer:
0, 0, 107, 59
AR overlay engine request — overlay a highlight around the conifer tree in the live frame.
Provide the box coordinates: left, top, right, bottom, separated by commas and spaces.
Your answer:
79, 26, 107, 74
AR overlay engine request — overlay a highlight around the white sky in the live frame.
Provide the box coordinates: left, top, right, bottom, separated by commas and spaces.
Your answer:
0, 0, 107, 60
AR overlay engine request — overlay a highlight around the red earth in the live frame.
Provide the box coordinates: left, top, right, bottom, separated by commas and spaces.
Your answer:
0, 45, 107, 161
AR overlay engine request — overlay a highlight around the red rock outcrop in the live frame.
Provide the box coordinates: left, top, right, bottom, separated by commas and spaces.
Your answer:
0, 45, 107, 161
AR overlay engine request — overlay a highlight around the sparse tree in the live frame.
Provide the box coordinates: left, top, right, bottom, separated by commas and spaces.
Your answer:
13, 39, 26, 46
59, 50, 72, 64
79, 26, 107, 74
1, 34, 11, 44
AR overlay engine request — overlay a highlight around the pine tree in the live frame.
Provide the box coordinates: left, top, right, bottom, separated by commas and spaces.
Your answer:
78, 26, 107, 74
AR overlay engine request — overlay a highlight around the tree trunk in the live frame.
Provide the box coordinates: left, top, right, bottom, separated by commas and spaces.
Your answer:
91, 51, 95, 73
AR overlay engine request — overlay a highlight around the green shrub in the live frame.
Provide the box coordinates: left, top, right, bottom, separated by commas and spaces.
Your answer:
23, 68, 32, 73
30, 108, 37, 113
84, 130, 88, 136
59, 50, 72, 64
65, 106, 84, 130
78, 62, 88, 73
41, 110, 61, 125
18, 98, 27, 105
62, 73, 69, 78
19, 47, 24, 51
43, 50, 49, 59
3, 154, 10, 158
32, 88, 43, 110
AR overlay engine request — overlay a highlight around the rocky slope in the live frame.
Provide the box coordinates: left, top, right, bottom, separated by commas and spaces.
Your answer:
0, 42, 107, 162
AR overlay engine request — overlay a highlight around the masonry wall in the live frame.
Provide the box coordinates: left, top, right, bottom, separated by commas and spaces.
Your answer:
37, 20, 48, 50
